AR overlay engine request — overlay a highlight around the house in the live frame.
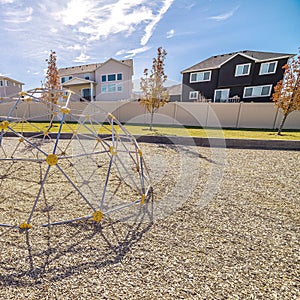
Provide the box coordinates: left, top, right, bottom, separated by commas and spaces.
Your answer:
181, 50, 295, 102
0, 76, 23, 98
165, 84, 182, 102
58, 58, 133, 101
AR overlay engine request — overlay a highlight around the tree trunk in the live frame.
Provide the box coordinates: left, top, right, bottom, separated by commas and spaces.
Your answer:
277, 113, 288, 135
149, 110, 154, 131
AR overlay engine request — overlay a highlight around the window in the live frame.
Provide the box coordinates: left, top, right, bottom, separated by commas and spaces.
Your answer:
243, 85, 272, 98
102, 73, 122, 83
189, 91, 199, 100
84, 73, 90, 80
5, 80, 9, 86
235, 63, 251, 76
214, 89, 230, 102
0, 80, 3, 86
259, 61, 277, 75
117, 84, 122, 92
61, 76, 72, 83
190, 71, 211, 82
81, 88, 91, 98
102, 83, 122, 93
108, 84, 116, 92
108, 74, 116, 81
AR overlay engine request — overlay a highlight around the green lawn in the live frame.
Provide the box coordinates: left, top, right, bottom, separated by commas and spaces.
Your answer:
5, 121, 300, 140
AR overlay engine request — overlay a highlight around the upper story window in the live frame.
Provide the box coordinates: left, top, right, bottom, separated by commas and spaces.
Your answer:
102, 73, 123, 82
190, 71, 211, 83
189, 91, 199, 100
61, 76, 72, 83
235, 63, 251, 76
243, 84, 272, 98
108, 74, 116, 81
259, 61, 277, 75
84, 73, 90, 80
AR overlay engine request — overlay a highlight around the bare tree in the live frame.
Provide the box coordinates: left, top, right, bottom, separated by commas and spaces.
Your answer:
272, 53, 300, 135
139, 47, 169, 130
43, 50, 62, 130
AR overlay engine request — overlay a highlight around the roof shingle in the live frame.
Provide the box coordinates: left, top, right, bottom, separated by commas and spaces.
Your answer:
58, 58, 133, 76
181, 50, 295, 73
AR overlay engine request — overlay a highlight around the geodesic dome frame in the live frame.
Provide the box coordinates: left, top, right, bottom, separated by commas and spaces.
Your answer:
0, 88, 151, 230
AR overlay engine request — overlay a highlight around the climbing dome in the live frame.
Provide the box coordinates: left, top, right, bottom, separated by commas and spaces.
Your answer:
0, 88, 151, 229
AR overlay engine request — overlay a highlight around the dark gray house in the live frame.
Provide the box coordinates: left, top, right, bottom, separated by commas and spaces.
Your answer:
181, 50, 294, 102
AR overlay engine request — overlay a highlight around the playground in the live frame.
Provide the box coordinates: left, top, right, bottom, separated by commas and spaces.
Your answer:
0, 89, 299, 298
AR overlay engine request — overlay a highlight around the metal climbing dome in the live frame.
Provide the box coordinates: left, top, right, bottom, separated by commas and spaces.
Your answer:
0, 88, 151, 229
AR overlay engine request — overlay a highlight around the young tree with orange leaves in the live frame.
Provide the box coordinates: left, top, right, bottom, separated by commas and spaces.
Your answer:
272, 53, 300, 135
140, 47, 169, 130
43, 50, 62, 130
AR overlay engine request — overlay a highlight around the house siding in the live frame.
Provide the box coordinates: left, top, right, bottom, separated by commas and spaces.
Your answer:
182, 69, 219, 101
181, 52, 292, 103
218, 55, 254, 87
0, 78, 23, 97
59, 59, 133, 102
95, 60, 132, 101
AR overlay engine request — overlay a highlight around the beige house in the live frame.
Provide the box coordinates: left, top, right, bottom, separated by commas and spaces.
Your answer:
58, 58, 133, 101
0, 76, 23, 98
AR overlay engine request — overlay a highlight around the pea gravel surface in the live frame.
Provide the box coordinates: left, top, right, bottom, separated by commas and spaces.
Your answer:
0, 142, 299, 299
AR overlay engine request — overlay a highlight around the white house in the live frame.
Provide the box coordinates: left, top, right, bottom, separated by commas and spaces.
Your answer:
58, 58, 134, 101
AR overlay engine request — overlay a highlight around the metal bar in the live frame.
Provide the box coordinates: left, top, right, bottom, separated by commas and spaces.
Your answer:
27, 165, 51, 224
56, 164, 95, 211
105, 199, 141, 215
0, 224, 17, 228
0, 158, 44, 162
41, 215, 92, 227
7, 127, 48, 156
52, 114, 65, 154
99, 155, 114, 210
58, 150, 108, 160
140, 156, 145, 194
115, 154, 141, 193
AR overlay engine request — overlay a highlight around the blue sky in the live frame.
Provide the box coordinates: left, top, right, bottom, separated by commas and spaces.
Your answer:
0, 0, 299, 90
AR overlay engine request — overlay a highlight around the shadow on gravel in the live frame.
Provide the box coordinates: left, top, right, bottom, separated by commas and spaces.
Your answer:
0, 190, 154, 287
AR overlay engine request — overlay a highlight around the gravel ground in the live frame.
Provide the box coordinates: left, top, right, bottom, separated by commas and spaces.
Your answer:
0, 140, 299, 299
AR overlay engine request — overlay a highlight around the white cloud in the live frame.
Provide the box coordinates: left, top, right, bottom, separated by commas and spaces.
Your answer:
67, 44, 83, 51
166, 29, 174, 38
52, 0, 174, 47
55, 0, 96, 26
117, 46, 151, 58
4, 7, 33, 23
0, 0, 15, 3
209, 6, 239, 21
74, 52, 90, 63
50, 27, 58, 33
141, 0, 174, 45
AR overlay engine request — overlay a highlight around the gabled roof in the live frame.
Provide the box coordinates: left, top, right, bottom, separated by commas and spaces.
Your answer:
0, 75, 24, 85
61, 77, 96, 86
165, 84, 182, 95
181, 50, 295, 73
59, 58, 133, 76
